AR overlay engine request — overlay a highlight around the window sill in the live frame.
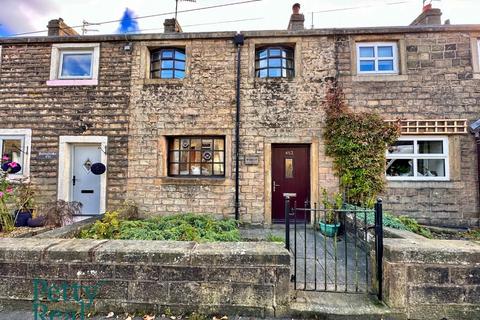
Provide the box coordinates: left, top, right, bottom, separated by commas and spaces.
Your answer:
46, 79, 98, 86
159, 176, 228, 185
352, 74, 408, 82
387, 180, 453, 188
143, 78, 185, 85
6, 175, 30, 183
254, 77, 296, 83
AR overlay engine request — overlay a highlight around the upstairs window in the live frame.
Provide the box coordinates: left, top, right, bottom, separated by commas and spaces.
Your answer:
48, 43, 100, 86
357, 42, 398, 74
151, 48, 186, 79
386, 137, 449, 181
255, 46, 294, 78
168, 137, 225, 177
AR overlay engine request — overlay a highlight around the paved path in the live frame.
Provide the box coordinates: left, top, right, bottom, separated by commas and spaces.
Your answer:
241, 225, 371, 293
289, 226, 370, 292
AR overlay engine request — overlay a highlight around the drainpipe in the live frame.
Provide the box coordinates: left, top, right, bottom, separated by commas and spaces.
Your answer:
233, 33, 244, 221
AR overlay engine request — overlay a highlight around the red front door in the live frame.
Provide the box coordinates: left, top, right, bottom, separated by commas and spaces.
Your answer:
271, 144, 310, 223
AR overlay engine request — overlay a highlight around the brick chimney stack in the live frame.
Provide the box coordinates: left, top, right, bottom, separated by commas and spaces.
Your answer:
410, 5, 442, 26
164, 18, 183, 33
47, 18, 79, 36
288, 3, 305, 31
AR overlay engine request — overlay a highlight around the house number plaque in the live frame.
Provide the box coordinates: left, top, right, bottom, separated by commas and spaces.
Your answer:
37, 152, 57, 160
244, 156, 259, 165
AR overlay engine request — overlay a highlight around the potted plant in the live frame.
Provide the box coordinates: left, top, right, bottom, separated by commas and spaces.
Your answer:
13, 181, 36, 227
319, 189, 343, 237
41, 200, 82, 227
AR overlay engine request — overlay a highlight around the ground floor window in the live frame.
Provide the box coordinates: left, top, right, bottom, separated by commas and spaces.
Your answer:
0, 129, 32, 178
168, 136, 225, 177
386, 136, 449, 180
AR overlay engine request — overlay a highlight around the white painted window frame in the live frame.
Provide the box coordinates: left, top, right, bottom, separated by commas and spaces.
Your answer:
58, 50, 94, 79
386, 136, 449, 181
0, 129, 32, 180
356, 42, 399, 75
478, 39, 480, 68
48, 43, 100, 86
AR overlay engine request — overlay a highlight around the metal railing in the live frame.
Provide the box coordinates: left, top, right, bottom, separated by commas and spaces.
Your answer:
284, 197, 384, 299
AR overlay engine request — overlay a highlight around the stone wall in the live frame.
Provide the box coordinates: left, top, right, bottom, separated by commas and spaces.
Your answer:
382, 238, 480, 319
0, 238, 290, 317
127, 37, 237, 219
0, 41, 132, 209
126, 35, 338, 224
1, 27, 479, 227
338, 31, 480, 227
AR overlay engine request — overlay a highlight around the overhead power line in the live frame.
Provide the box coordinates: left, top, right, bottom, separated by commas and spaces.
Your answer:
310, 0, 414, 14
136, 17, 264, 33
7, 0, 262, 37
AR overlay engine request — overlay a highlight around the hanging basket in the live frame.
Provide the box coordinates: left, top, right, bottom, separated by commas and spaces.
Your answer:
1, 162, 22, 174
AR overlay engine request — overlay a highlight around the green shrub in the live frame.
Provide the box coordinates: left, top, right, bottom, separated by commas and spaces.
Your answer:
348, 204, 432, 238
79, 213, 241, 242
397, 215, 432, 238
324, 85, 400, 205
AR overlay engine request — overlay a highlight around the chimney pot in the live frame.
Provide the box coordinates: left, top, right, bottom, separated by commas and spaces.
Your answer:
292, 3, 301, 14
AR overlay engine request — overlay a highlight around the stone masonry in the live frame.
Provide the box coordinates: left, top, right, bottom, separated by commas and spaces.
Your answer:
0, 238, 290, 317
338, 30, 480, 226
382, 238, 480, 319
0, 39, 132, 208
0, 25, 479, 227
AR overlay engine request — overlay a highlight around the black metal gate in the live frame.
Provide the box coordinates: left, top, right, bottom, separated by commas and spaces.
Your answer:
284, 197, 384, 299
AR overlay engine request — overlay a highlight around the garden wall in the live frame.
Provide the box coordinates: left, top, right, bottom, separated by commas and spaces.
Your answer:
382, 238, 480, 319
0, 238, 290, 317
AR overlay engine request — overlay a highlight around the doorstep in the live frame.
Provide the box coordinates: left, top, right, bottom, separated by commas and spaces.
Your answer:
288, 290, 407, 320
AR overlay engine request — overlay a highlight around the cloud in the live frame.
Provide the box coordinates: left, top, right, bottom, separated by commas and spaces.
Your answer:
0, 0, 55, 34
117, 8, 139, 34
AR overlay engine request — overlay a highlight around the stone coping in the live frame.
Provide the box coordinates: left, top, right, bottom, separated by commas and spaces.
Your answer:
0, 238, 290, 266
1, 24, 480, 44
384, 238, 480, 264
33, 216, 101, 239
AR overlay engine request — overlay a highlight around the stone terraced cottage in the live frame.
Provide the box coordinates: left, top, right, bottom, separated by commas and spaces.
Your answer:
0, 6, 479, 227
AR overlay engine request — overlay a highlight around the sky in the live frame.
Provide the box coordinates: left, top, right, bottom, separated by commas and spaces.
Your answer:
0, 0, 479, 37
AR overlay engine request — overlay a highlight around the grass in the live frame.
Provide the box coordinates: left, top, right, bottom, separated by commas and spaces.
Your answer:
79, 212, 241, 242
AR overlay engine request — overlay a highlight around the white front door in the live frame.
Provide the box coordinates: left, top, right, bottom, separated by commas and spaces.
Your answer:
72, 145, 101, 215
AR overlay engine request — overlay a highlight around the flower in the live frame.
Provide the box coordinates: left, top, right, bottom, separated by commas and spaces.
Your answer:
7, 162, 18, 168
0, 192, 3, 198
6, 187, 13, 194
1, 155, 9, 161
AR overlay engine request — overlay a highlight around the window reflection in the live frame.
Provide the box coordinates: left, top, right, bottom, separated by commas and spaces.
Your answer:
60, 53, 93, 78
